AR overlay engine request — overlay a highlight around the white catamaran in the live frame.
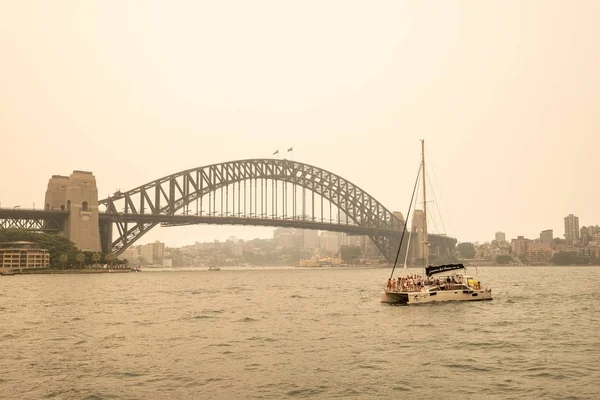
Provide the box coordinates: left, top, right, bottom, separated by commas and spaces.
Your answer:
380, 140, 492, 305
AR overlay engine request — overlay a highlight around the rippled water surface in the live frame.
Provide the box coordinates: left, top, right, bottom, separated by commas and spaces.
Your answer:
1, 266, 600, 399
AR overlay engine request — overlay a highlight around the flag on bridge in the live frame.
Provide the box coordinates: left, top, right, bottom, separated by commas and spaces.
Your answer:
287, 147, 293, 152
273, 150, 279, 155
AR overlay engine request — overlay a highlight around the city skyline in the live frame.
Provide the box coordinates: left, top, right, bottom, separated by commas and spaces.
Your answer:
133, 211, 600, 250
1, 1, 599, 248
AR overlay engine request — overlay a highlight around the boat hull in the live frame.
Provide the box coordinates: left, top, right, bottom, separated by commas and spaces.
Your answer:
381, 289, 492, 304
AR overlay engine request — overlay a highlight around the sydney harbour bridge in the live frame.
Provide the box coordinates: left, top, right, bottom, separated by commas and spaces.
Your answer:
0, 159, 456, 262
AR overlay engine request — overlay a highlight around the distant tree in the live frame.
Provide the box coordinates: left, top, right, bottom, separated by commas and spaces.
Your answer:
91, 252, 101, 266
75, 252, 85, 268
340, 245, 362, 263
551, 251, 574, 265
58, 254, 68, 269
575, 256, 590, 265
519, 255, 528, 264
105, 253, 115, 267
456, 242, 476, 259
138, 256, 148, 266
496, 255, 513, 265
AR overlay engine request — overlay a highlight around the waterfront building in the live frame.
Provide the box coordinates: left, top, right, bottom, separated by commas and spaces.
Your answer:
588, 225, 600, 236
141, 243, 154, 264
338, 232, 348, 247
120, 247, 140, 265
277, 232, 293, 248
232, 241, 244, 257
495, 231, 506, 243
526, 247, 553, 263
303, 229, 320, 249
540, 229, 553, 243
511, 236, 531, 257
346, 235, 364, 248
364, 238, 382, 258
319, 232, 340, 254
0, 241, 50, 270
580, 227, 590, 246
152, 241, 165, 260
564, 214, 580, 244
273, 227, 293, 239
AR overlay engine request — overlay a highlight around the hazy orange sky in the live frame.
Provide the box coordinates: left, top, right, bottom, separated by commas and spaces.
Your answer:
1, 1, 599, 246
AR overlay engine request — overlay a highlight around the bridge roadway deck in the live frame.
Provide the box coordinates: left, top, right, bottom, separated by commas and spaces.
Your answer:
0, 208, 68, 218
0, 209, 402, 237
98, 213, 403, 237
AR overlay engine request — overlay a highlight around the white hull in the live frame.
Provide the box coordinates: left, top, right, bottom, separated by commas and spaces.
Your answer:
381, 288, 492, 304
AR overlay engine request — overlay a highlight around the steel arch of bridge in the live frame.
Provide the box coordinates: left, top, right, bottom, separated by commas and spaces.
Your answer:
99, 159, 405, 260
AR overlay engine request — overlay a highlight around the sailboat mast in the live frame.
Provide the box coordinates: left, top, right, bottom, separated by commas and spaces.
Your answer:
421, 139, 429, 270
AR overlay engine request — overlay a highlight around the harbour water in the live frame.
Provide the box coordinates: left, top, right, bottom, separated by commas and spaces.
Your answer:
1, 266, 599, 399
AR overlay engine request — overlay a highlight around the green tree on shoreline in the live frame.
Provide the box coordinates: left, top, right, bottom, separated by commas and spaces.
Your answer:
91, 252, 101, 267
76, 252, 85, 268
59, 254, 68, 269
456, 242, 476, 259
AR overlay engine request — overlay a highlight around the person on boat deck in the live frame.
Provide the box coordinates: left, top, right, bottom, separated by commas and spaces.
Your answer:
386, 279, 392, 291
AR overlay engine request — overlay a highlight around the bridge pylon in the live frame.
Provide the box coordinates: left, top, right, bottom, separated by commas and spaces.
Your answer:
44, 171, 101, 252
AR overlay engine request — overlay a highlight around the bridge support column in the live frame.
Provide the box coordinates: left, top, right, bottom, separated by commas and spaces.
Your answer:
44, 171, 101, 252
99, 221, 113, 254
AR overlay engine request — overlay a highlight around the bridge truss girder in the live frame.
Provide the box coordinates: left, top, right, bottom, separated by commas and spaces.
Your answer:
0, 214, 65, 232
99, 159, 406, 260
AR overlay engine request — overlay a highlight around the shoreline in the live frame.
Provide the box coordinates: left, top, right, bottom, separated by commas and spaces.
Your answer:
2, 268, 132, 275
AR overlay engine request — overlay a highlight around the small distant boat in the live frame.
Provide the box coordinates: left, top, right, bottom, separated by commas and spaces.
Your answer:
208, 265, 221, 271
132, 266, 142, 272
1, 270, 15, 276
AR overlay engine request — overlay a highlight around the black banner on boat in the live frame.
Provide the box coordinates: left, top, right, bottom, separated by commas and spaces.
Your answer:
425, 264, 465, 277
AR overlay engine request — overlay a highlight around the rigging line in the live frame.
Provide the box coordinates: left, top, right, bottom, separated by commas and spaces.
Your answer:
403, 168, 421, 269
424, 147, 457, 239
425, 169, 448, 235
389, 163, 422, 280
426, 208, 453, 263
425, 170, 454, 262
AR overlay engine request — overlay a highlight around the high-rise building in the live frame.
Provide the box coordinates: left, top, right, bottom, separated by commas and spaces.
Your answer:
141, 243, 154, 264
152, 241, 165, 260
121, 247, 140, 265
273, 227, 293, 239
540, 230, 553, 243
278, 232, 293, 248
564, 214, 580, 244
319, 232, 340, 253
302, 230, 320, 249
495, 231, 506, 243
